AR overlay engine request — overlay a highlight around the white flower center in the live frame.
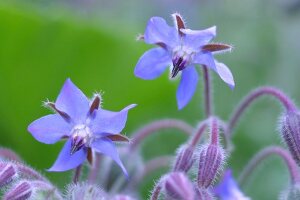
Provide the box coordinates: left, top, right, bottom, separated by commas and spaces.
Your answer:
71, 124, 93, 146
173, 45, 196, 62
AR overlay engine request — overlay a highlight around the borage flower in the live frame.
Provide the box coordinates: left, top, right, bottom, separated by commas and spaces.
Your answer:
134, 13, 234, 109
214, 170, 250, 200
28, 79, 135, 176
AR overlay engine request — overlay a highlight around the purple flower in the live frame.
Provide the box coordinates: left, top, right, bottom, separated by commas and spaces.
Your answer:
214, 170, 250, 200
134, 13, 234, 109
28, 78, 135, 176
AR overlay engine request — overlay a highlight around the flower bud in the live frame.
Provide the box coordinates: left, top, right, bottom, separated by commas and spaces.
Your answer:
0, 164, 17, 187
112, 195, 137, 200
198, 144, 225, 188
66, 182, 106, 200
173, 145, 194, 172
4, 181, 32, 200
280, 111, 300, 165
195, 188, 214, 200
164, 172, 195, 200
280, 184, 300, 200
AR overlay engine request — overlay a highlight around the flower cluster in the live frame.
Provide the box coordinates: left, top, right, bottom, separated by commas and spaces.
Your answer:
1, 12, 300, 200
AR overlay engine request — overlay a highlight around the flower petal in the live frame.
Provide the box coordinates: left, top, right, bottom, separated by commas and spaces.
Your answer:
214, 170, 250, 200
55, 78, 90, 123
28, 114, 71, 144
134, 48, 171, 80
181, 26, 216, 49
144, 17, 179, 48
48, 139, 87, 172
193, 52, 217, 71
91, 138, 128, 177
176, 66, 199, 110
215, 62, 235, 89
91, 104, 136, 135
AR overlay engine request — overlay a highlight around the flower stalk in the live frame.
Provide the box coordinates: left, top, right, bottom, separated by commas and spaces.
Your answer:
238, 146, 300, 186
227, 86, 297, 136
130, 119, 193, 150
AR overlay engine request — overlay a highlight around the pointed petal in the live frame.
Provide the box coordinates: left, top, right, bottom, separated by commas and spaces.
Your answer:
181, 26, 216, 49
134, 48, 171, 80
28, 114, 71, 144
91, 138, 128, 177
193, 52, 217, 71
176, 66, 199, 110
55, 79, 90, 123
48, 139, 87, 172
144, 17, 179, 48
91, 104, 136, 135
215, 62, 235, 89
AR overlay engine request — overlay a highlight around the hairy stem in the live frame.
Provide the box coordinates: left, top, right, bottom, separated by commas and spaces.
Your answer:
130, 119, 193, 150
88, 153, 102, 184
238, 146, 300, 186
128, 156, 172, 190
210, 117, 219, 145
203, 65, 212, 117
73, 165, 82, 184
190, 120, 208, 148
227, 87, 297, 136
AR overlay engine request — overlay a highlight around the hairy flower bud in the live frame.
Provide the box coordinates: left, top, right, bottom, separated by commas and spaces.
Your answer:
198, 144, 225, 188
173, 145, 194, 172
0, 164, 17, 187
164, 172, 195, 200
112, 195, 137, 200
66, 182, 106, 200
195, 188, 214, 200
4, 181, 32, 200
280, 111, 300, 165
280, 184, 300, 200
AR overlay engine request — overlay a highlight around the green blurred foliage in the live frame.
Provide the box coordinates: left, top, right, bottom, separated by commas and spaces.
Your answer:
0, 0, 300, 199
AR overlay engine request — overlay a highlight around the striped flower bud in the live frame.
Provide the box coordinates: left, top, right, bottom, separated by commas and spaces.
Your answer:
198, 144, 225, 188
0, 163, 17, 187
164, 172, 195, 200
280, 184, 300, 200
4, 181, 32, 200
280, 111, 300, 165
173, 145, 194, 172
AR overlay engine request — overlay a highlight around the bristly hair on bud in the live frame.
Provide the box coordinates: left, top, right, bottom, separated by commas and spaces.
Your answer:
163, 172, 195, 200
197, 143, 226, 188
279, 111, 300, 166
66, 182, 106, 200
3, 181, 32, 200
280, 184, 300, 200
195, 187, 215, 200
173, 145, 195, 173
0, 163, 17, 187
112, 195, 137, 200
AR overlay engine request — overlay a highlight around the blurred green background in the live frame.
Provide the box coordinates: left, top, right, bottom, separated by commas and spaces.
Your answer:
0, 0, 300, 199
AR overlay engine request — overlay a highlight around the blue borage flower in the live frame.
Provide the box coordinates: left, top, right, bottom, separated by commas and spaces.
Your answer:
28, 78, 136, 176
214, 170, 251, 200
134, 13, 234, 109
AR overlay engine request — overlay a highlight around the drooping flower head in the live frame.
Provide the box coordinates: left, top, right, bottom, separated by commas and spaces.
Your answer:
28, 78, 135, 176
214, 170, 251, 200
134, 13, 234, 109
